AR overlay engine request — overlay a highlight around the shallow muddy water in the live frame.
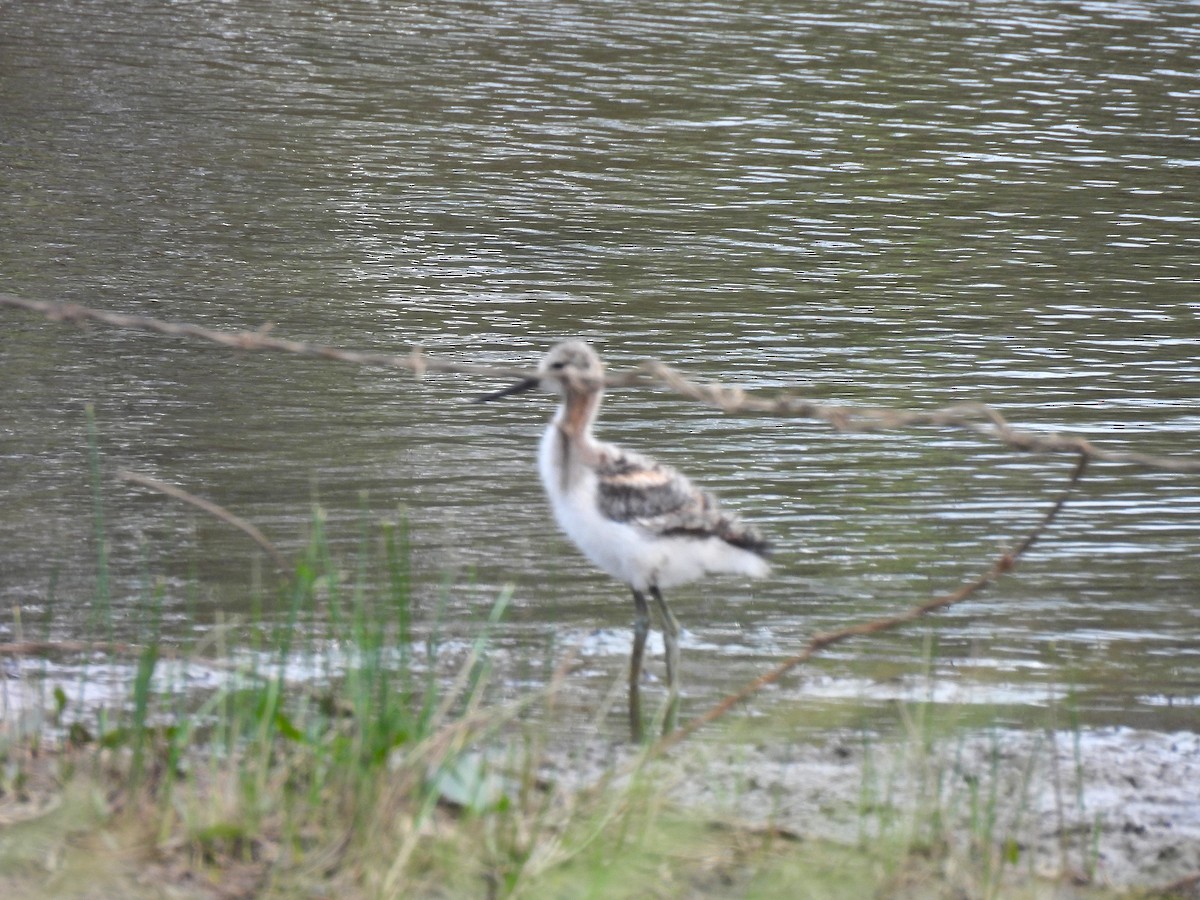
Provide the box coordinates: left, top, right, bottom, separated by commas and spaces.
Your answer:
2, 0, 1198, 734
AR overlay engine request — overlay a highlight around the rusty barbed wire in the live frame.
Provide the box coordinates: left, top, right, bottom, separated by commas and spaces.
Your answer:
649, 452, 1090, 756
3, 292, 1198, 473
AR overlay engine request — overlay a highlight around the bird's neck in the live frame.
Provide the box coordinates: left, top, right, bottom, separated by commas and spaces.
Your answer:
553, 387, 602, 443
549, 388, 604, 479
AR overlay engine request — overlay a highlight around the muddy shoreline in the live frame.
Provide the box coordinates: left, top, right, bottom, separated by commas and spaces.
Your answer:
4, 652, 1197, 893
547, 726, 1200, 891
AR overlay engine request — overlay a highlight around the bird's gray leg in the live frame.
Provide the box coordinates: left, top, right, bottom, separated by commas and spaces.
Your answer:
650, 586, 681, 735
629, 589, 651, 743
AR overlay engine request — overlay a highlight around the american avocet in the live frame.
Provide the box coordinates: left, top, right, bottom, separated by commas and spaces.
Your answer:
478, 341, 770, 740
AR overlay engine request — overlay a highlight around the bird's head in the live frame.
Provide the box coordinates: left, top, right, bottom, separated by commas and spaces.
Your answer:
475, 340, 605, 402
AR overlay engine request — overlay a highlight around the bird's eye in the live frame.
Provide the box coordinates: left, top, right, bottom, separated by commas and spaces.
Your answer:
550, 361, 566, 370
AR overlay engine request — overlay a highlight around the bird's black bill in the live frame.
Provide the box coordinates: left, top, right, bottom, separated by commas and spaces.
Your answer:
473, 377, 539, 403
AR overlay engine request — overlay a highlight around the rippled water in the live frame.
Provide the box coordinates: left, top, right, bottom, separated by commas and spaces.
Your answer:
2, 0, 1198, 733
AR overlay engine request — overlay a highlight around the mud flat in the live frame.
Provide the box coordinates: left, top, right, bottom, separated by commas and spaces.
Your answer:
548, 726, 1200, 891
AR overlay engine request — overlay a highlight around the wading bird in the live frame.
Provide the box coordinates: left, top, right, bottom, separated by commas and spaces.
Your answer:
478, 341, 770, 741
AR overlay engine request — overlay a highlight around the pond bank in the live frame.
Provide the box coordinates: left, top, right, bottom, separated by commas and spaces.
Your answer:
542, 726, 1200, 894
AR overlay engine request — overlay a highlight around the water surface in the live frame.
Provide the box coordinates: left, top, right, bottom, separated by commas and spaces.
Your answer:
2, 0, 1198, 733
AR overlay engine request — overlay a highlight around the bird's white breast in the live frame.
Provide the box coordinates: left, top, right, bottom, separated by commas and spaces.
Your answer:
537, 423, 768, 592
539, 424, 643, 586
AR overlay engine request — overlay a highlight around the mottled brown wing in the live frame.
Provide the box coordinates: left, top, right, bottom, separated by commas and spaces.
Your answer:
596, 448, 693, 522
596, 447, 770, 556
